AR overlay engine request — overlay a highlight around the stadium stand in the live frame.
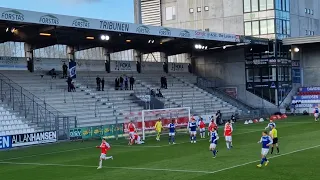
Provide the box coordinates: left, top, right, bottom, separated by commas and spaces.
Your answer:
0, 105, 35, 136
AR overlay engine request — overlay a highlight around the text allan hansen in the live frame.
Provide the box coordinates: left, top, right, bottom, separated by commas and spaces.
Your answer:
12, 131, 57, 146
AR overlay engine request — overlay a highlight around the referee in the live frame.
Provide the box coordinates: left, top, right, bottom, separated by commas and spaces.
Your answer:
270, 124, 279, 154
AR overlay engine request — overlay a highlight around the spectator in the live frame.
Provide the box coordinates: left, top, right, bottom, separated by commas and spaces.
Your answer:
124, 76, 129, 90
119, 76, 124, 90
96, 76, 101, 91
231, 114, 236, 123
150, 89, 156, 97
216, 110, 222, 125
62, 63, 68, 78
160, 76, 164, 88
156, 89, 163, 98
70, 82, 76, 92
129, 76, 135, 90
67, 76, 72, 92
101, 78, 105, 91
164, 76, 167, 89
48, 68, 57, 79
115, 78, 119, 90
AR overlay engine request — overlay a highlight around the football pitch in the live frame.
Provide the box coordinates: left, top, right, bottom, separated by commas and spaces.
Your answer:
0, 116, 319, 180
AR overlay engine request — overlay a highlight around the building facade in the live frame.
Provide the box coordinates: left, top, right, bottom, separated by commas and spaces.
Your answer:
135, 0, 320, 39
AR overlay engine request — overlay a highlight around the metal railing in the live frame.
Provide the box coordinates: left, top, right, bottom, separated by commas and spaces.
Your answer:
0, 73, 76, 139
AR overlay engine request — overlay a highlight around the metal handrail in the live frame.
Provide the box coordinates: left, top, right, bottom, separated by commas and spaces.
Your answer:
0, 73, 66, 117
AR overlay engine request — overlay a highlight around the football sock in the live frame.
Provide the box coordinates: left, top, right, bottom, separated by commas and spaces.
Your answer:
190, 136, 193, 141
172, 136, 175, 143
277, 147, 279, 153
99, 160, 102, 167
169, 136, 171, 143
260, 158, 265, 165
226, 142, 230, 149
264, 157, 268, 162
212, 149, 216, 156
194, 136, 196, 141
105, 156, 113, 160
271, 147, 274, 154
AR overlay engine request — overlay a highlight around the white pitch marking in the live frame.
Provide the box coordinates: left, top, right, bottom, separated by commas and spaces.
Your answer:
1, 144, 320, 174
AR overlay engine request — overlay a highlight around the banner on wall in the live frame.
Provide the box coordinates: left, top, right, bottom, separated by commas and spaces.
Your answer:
110, 61, 137, 72
11, 131, 57, 147
34, 58, 68, 71
0, 57, 27, 70
69, 61, 76, 78
76, 59, 105, 71
0, 136, 12, 149
141, 62, 163, 72
299, 87, 320, 92
168, 63, 189, 73
292, 95, 320, 100
0, 7, 240, 43
69, 124, 124, 140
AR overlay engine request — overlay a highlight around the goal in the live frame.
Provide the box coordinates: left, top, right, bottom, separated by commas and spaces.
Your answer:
123, 107, 191, 140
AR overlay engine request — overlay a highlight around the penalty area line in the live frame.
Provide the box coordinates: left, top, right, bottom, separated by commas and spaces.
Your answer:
1, 144, 320, 174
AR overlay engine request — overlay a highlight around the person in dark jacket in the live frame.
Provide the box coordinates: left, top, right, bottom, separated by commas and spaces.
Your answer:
62, 63, 68, 78
216, 110, 222, 125
115, 78, 119, 90
67, 76, 72, 92
119, 76, 124, 90
96, 76, 101, 91
101, 78, 105, 91
129, 76, 135, 90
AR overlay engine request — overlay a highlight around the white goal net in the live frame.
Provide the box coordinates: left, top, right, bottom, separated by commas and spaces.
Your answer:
123, 107, 191, 140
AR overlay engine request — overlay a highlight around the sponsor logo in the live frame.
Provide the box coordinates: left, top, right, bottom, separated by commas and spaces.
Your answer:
207, 32, 217, 39
11, 131, 57, 147
235, 35, 241, 42
171, 63, 185, 72
307, 87, 320, 91
136, 25, 150, 34
1, 10, 24, 21
72, 18, 90, 28
159, 28, 171, 36
69, 128, 82, 140
115, 61, 132, 71
39, 14, 59, 25
195, 31, 206, 37
179, 30, 191, 38
0, 136, 12, 149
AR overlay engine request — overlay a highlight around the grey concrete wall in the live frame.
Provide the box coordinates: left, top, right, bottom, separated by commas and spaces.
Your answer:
301, 46, 320, 86
194, 48, 277, 108
160, 0, 244, 35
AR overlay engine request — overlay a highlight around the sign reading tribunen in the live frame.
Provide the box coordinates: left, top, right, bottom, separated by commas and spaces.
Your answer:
0, 7, 240, 43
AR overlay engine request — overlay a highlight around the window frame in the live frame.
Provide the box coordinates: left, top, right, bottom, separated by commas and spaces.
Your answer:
189, 8, 194, 13
244, 0, 252, 12
204, 6, 209, 11
252, 21, 260, 35
245, 22, 252, 35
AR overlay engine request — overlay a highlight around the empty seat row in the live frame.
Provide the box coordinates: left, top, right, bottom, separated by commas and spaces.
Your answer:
0, 120, 23, 125
0, 128, 34, 136
0, 115, 17, 120
0, 124, 29, 131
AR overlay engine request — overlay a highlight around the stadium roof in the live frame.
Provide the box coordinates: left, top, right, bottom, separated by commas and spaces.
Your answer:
0, 7, 270, 55
283, 36, 320, 45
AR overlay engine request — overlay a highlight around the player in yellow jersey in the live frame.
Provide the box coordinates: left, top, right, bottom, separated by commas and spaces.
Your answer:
155, 118, 163, 141
270, 124, 279, 154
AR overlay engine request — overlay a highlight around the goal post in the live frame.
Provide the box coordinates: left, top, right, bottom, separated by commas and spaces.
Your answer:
123, 107, 191, 141
141, 107, 191, 140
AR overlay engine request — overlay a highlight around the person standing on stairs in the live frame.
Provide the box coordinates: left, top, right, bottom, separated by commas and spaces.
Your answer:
124, 76, 129, 90
96, 76, 101, 91
101, 78, 105, 91
129, 76, 135, 90
119, 76, 124, 90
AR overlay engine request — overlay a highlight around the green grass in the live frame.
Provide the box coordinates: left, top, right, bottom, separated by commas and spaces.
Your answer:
0, 116, 319, 180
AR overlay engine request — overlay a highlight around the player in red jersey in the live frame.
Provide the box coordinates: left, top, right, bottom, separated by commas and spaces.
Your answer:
199, 118, 206, 139
129, 133, 145, 145
208, 120, 217, 142
128, 121, 136, 138
224, 120, 233, 150
96, 138, 113, 169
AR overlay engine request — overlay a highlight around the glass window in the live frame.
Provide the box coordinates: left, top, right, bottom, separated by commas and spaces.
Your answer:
165, 7, 176, 20
282, 0, 286, 11
267, 0, 274, 9
260, 20, 268, 34
305, 30, 308, 35
244, 0, 251, 12
204, 6, 209, 11
276, 19, 282, 34
305, 8, 307, 13
282, 20, 287, 34
307, 9, 310, 14
286, 20, 290, 35
285, 0, 290, 11
275, 0, 281, 10
197, 7, 201, 12
246, 68, 254, 82
251, 0, 259, 11
254, 68, 261, 82
311, 10, 314, 15
267, 19, 275, 33
252, 21, 259, 35
245, 22, 252, 35
189, 8, 194, 13
260, 0, 267, 11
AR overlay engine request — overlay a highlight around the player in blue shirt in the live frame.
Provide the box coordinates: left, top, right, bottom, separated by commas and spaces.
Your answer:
188, 118, 197, 143
257, 131, 273, 168
265, 120, 276, 131
168, 119, 176, 144
209, 127, 219, 158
